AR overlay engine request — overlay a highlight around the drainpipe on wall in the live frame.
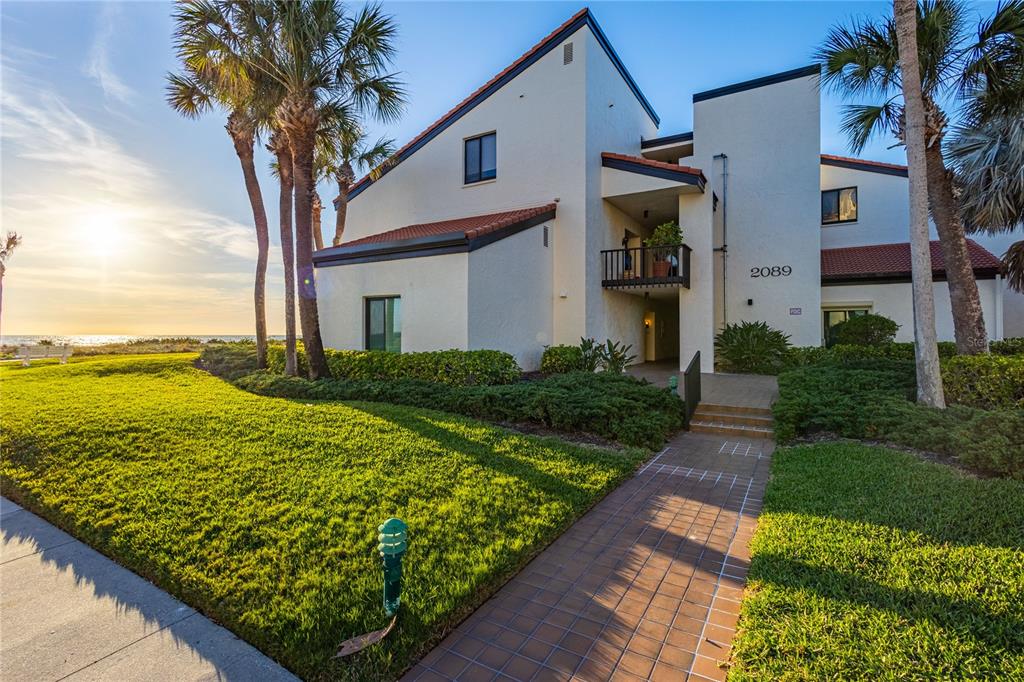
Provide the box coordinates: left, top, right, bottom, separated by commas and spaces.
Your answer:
713, 153, 729, 325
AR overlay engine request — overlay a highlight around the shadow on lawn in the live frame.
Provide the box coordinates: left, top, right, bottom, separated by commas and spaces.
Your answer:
0, 495, 296, 681
344, 401, 624, 501
399, 436, 770, 680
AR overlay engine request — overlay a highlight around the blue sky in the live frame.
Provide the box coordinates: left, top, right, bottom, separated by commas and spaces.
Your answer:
0, 1, 1002, 335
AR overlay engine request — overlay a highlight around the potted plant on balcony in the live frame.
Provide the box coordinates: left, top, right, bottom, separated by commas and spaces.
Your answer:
643, 221, 683, 278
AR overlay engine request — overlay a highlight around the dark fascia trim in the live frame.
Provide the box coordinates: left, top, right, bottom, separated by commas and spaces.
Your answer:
601, 155, 706, 191
314, 209, 556, 267
822, 268, 999, 285
640, 131, 693, 149
693, 64, 820, 103
348, 9, 659, 202
820, 156, 908, 177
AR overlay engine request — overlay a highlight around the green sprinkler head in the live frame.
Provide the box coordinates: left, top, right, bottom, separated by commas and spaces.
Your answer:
378, 518, 408, 618
668, 375, 679, 396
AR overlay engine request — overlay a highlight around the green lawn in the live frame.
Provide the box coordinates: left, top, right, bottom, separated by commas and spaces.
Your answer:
730, 442, 1024, 680
0, 354, 644, 680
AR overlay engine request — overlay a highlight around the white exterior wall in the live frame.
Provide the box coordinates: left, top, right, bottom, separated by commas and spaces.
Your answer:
821, 278, 1002, 343
317, 253, 469, 352
690, 73, 823, 354
583, 28, 659, 361
468, 224, 554, 370
820, 165, 911, 248
342, 25, 588, 349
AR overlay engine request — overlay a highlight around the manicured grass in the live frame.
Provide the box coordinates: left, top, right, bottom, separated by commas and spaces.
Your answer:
0, 355, 644, 680
730, 442, 1024, 680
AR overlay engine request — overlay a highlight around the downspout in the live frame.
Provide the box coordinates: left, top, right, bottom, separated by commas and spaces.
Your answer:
713, 153, 728, 325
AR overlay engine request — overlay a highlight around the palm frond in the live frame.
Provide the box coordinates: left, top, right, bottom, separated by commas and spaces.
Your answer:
840, 100, 902, 153
165, 72, 214, 118
949, 112, 1024, 232
1002, 240, 1024, 292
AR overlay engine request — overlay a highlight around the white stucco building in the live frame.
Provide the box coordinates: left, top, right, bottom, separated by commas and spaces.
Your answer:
313, 8, 1018, 371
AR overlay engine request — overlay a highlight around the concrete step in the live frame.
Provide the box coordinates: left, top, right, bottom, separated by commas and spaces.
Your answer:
695, 403, 773, 418
689, 420, 774, 439
691, 409, 773, 428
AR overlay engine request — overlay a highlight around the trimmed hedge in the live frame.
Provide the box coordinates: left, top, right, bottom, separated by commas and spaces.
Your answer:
773, 365, 1024, 480
943, 354, 1024, 410
830, 313, 899, 345
540, 345, 584, 374
992, 337, 1024, 356
780, 342, 959, 371
266, 344, 521, 386
234, 370, 684, 449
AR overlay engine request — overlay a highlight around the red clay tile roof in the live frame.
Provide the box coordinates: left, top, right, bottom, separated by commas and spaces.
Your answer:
822, 240, 1002, 281
820, 154, 908, 173
342, 204, 557, 247
601, 152, 707, 184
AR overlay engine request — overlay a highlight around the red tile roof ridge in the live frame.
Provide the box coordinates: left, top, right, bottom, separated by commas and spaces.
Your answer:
342, 203, 557, 247
601, 152, 706, 181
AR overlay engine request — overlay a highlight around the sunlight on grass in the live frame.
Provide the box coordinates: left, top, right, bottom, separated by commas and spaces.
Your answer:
0, 354, 644, 680
729, 442, 1024, 680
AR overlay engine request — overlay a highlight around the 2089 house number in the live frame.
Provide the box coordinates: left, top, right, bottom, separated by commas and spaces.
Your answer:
750, 265, 792, 277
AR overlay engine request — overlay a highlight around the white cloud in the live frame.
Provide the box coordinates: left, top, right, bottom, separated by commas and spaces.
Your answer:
0, 62, 285, 335
83, 3, 135, 105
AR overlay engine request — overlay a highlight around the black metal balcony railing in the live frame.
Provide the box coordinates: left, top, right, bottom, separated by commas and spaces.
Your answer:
600, 244, 691, 289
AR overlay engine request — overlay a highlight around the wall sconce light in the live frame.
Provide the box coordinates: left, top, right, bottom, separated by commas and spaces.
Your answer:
747, 298, 753, 306
644, 320, 651, 329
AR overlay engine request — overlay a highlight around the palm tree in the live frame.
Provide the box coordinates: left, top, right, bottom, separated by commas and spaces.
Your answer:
818, 0, 998, 354
268, 130, 298, 376
0, 232, 23, 334
167, 2, 271, 369
237, 0, 404, 379
895, 0, 945, 406
328, 126, 395, 245
949, 1, 1024, 292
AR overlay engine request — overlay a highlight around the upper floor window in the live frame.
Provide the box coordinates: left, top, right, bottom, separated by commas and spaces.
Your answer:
465, 132, 496, 184
822, 187, 858, 224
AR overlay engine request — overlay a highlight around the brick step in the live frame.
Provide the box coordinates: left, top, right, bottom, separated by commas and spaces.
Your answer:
691, 409, 773, 428
689, 420, 774, 439
696, 403, 773, 418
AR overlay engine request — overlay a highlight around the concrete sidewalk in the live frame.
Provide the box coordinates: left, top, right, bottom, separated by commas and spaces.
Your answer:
0, 497, 298, 682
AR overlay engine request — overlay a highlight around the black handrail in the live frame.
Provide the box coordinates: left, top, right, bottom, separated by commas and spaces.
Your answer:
600, 244, 691, 288
682, 350, 701, 429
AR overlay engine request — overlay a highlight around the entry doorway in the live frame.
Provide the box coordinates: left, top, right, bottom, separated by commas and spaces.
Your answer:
643, 300, 679, 363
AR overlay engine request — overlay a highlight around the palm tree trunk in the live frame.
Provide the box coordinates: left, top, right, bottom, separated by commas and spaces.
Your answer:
270, 132, 298, 376
895, 0, 944, 407
312, 192, 324, 251
332, 162, 354, 246
281, 100, 330, 380
923, 141, 989, 354
226, 111, 270, 370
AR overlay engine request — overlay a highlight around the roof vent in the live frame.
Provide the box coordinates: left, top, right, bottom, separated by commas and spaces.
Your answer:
563, 42, 573, 65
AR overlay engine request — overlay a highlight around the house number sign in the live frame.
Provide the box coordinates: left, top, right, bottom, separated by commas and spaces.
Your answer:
750, 265, 792, 278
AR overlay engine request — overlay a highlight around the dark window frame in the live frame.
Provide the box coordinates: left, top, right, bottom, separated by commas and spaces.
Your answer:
464, 132, 497, 185
364, 296, 401, 352
821, 186, 858, 225
822, 306, 870, 346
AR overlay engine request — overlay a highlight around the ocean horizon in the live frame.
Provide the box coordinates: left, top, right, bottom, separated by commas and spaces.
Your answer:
0, 334, 287, 347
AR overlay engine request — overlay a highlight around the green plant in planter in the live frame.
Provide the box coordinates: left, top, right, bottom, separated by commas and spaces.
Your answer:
643, 221, 683, 250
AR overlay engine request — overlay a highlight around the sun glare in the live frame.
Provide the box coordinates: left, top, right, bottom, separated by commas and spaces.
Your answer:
78, 208, 125, 258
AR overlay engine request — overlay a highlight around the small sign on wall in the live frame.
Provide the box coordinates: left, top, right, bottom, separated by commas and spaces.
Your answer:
789, 308, 802, 316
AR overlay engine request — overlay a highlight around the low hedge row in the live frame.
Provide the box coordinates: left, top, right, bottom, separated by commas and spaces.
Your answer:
234, 370, 684, 449
943, 354, 1024, 410
781, 342, 960, 370
540, 345, 584, 374
266, 344, 521, 386
773, 365, 1024, 480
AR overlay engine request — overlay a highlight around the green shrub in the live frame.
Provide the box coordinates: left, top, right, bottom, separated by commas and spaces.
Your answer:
715, 321, 791, 374
541, 345, 584, 373
198, 342, 259, 380
943, 354, 1024, 410
773, 364, 1024, 479
992, 337, 1024, 356
830, 313, 899, 346
236, 370, 684, 449
781, 345, 831, 369
542, 338, 636, 375
598, 339, 636, 374
265, 344, 520, 386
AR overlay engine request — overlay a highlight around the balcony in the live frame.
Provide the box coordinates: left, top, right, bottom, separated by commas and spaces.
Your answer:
601, 244, 691, 294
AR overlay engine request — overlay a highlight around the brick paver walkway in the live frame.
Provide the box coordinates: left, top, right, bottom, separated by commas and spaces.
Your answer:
403, 431, 772, 681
